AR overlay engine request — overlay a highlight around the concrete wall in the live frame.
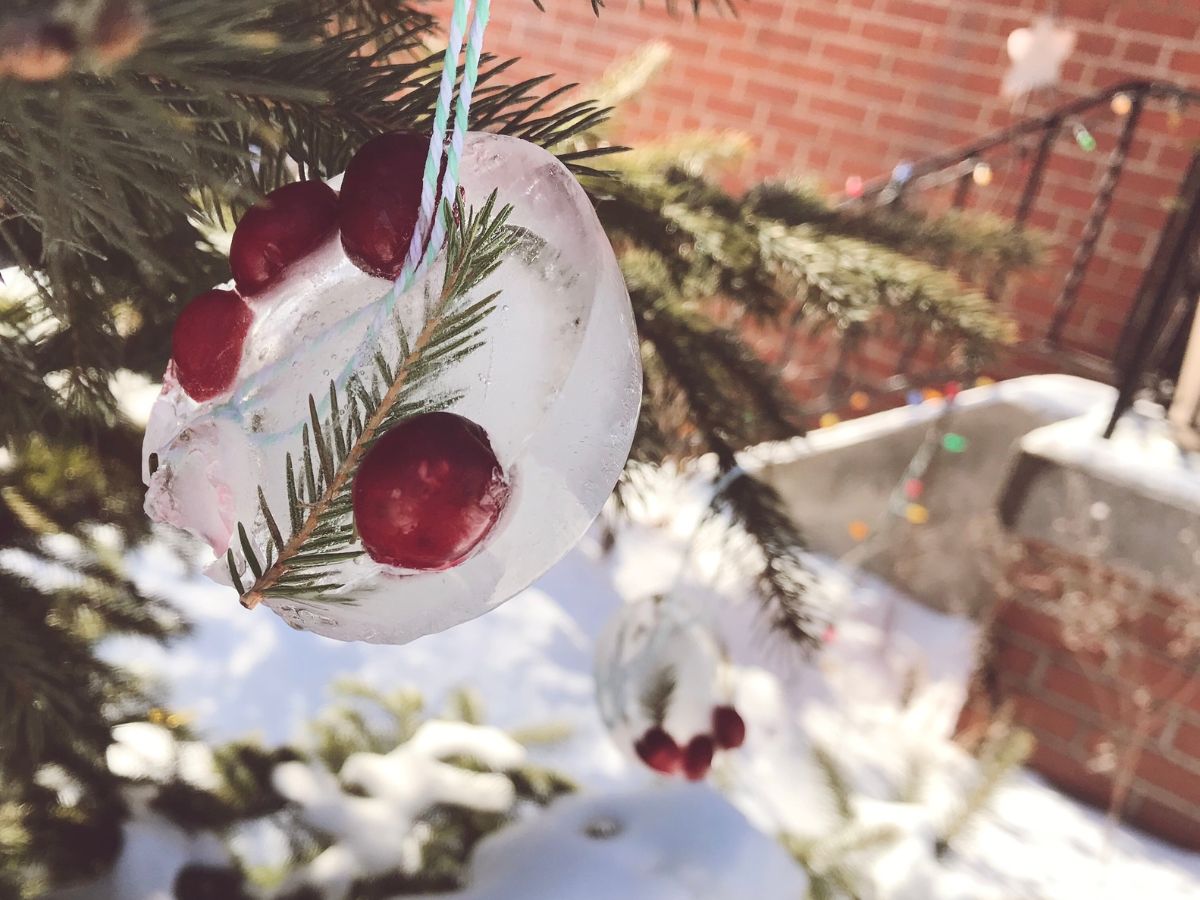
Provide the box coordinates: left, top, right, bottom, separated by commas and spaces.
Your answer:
757, 375, 1113, 614
985, 403, 1200, 849
761, 374, 1200, 848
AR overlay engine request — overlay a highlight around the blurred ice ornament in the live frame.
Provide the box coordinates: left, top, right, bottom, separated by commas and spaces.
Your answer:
595, 594, 746, 780
142, 132, 642, 644
1002, 16, 1076, 100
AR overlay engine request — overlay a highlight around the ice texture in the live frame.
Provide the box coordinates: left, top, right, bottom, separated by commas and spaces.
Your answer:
142, 133, 642, 643
594, 596, 731, 754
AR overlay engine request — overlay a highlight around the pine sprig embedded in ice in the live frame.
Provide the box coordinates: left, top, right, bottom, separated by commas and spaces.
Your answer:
227, 192, 515, 609
639, 665, 677, 725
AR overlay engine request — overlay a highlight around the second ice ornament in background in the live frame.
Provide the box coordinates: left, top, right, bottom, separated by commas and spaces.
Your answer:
142, 132, 642, 644
595, 595, 747, 780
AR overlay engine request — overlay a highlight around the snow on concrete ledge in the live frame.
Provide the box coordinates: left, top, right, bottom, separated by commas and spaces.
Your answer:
1001, 400, 1200, 574
752, 374, 1116, 467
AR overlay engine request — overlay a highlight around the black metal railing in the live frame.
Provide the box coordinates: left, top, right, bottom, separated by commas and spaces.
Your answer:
854, 80, 1200, 433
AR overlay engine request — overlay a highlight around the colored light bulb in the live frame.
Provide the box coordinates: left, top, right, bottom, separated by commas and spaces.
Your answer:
905, 503, 930, 525
942, 433, 968, 453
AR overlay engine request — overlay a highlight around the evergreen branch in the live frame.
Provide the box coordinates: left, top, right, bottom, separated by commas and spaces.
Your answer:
935, 725, 1034, 857
232, 193, 513, 609
639, 665, 676, 725
812, 742, 855, 824
747, 182, 1048, 285
786, 822, 902, 900
757, 222, 1019, 362
632, 283, 817, 646
715, 469, 818, 648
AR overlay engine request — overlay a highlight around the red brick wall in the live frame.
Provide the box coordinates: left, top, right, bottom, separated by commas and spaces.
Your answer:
485, 0, 1200, 364
971, 541, 1200, 850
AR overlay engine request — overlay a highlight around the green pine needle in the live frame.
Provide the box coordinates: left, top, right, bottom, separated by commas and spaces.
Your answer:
232, 193, 513, 609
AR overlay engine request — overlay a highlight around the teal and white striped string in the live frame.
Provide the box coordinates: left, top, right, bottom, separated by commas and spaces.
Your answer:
418, 0, 491, 268
213, 0, 491, 440
397, 0, 473, 285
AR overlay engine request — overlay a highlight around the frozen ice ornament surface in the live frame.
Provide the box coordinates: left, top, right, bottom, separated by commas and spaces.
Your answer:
142, 133, 642, 643
595, 596, 746, 780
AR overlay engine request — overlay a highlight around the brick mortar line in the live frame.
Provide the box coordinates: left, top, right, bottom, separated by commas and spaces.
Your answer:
1127, 775, 1200, 818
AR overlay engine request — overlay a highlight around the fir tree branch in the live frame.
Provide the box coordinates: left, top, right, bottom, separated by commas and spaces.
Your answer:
639, 664, 676, 725
935, 724, 1034, 857
756, 222, 1019, 364
747, 181, 1048, 285
634, 288, 817, 645
811, 742, 855, 824
232, 193, 514, 609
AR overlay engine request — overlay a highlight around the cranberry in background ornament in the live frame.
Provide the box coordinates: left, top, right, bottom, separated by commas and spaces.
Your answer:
353, 411, 509, 571
171, 289, 253, 402
682, 735, 715, 781
339, 132, 435, 279
634, 726, 681, 775
712, 705, 746, 750
229, 180, 340, 295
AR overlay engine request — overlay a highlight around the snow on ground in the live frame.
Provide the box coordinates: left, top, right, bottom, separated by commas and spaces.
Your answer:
421, 783, 809, 900
102, 466, 1200, 899
272, 721, 529, 899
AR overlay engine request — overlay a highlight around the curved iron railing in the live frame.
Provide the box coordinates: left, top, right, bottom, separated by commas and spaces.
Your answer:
854, 79, 1200, 434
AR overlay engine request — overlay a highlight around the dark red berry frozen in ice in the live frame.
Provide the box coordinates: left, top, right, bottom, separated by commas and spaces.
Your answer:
712, 705, 746, 750
352, 412, 509, 570
171, 289, 253, 402
229, 180, 339, 295
338, 132, 438, 279
683, 735, 715, 781
634, 726, 682, 775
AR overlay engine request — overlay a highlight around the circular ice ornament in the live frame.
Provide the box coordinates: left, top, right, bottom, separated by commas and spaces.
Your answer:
595, 595, 746, 780
142, 133, 642, 643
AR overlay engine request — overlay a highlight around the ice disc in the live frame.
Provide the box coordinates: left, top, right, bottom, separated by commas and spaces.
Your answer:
142, 133, 641, 643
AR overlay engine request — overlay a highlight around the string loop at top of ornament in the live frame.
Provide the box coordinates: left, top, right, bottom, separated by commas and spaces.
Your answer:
208, 0, 492, 436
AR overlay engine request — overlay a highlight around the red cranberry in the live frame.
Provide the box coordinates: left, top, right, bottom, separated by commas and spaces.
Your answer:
712, 705, 746, 750
682, 735, 715, 781
352, 412, 508, 570
338, 132, 439, 279
171, 289, 253, 402
634, 726, 681, 775
229, 180, 339, 295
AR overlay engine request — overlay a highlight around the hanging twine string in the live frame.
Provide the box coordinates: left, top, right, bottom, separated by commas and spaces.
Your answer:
212, 0, 491, 438
601, 467, 747, 728
398, 0, 474, 283
418, 0, 491, 270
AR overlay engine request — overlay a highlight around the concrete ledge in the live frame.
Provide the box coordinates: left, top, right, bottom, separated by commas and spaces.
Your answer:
757, 375, 1116, 615
998, 403, 1200, 579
